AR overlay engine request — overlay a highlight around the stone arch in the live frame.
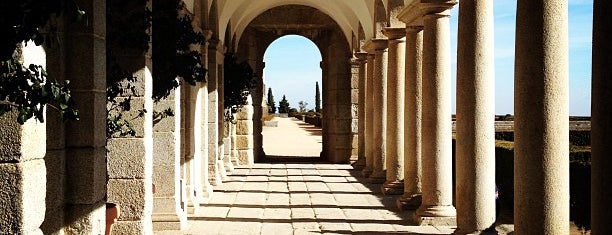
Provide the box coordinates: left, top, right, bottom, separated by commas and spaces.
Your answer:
235, 5, 354, 163
387, 0, 405, 27
209, 0, 219, 39
374, 0, 387, 38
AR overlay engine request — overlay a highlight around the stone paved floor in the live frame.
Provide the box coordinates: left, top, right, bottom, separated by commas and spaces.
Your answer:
155, 118, 516, 235
163, 163, 462, 235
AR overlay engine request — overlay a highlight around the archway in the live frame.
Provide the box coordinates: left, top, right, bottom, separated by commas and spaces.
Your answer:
262, 35, 323, 160
236, 4, 355, 163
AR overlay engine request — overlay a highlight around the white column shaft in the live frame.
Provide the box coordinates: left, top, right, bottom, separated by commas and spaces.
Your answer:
455, 0, 496, 233
417, 9, 456, 218
514, 0, 569, 234
363, 53, 376, 177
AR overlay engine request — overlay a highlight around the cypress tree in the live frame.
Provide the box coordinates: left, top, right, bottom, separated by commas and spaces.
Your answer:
315, 81, 321, 112
267, 87, 276, 113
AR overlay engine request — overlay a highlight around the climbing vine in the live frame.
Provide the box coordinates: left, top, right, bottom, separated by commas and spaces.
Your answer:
107, 0, 207, 137
0, 0, 83, 124
224, 53, 256, 121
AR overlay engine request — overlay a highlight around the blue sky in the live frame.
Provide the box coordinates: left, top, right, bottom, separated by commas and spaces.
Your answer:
263, 1, 593, 115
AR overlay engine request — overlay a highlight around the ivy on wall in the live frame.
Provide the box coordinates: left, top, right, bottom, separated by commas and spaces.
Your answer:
223, 53, 256, 121
0, 0, 82, 124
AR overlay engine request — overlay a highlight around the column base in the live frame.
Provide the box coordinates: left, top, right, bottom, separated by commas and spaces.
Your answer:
414, 205, 457, 226
368, 170, 386, 184
396, 193, 422, 211
362, 167, 373, 178
351, 157, 366, 170
152, 213, 186, 231
380, 180, 404, 195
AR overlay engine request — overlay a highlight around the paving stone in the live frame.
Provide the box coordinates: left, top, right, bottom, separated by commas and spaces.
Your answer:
313, 208, 345, 220
200, 206, 230, 218
309, 193, 337, 206
263, 208, 292, 220
227, 207, 264, 219
342, 209, 383, 220
289, 193, 311, 205
350, 222, 395, 232
260, 222, 293, 235
220, 221, 262, 235
306, 182, 329, 192
265, 193, 290, 206
235, 192, 266, 205
291, 208, 315, 219
208, 192, 237, 204
319, 222, 352, 232
326, 182, 356, 192
267, 182, 289, 193
242, 182, 269, 192
292, 222, 321, 231
288, 182, 308, 191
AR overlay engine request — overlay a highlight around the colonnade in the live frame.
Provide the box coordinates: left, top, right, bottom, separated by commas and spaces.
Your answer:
356, 0, 611, 234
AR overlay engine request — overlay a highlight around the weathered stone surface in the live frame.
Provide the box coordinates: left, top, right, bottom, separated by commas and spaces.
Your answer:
107, 97, 148, 138
0, 111, 46, 162
107, 138, 147, 178
107, 179, 150, 220
152, 99, 177, 133
236, 120, 254, 135
152, 132, 176, 165
0, 160, 46, 234
65, 91, 106, 147
64, 202, 105, 234
65, 148, 106, 204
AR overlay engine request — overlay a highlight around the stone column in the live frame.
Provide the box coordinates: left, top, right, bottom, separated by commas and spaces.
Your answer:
354, 52, 368, 170
514, 0, 569, 234
592, 1, 612, 233
455, 0, 496, 233
368, 39, 388, 184
381, 28, 406, 195
59, 0, 107, 232
0, 45, 47, 235
208, 39, 222, 185
350, 57, 360, 163
106, 2, 154, 233
397, 25, 424, 211
415, 2, 457, 225
236, 96, 255, 165
152, 89, 187, 230
362, 52, 375, 177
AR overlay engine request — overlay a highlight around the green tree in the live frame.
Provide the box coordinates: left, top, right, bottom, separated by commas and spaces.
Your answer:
315, 81, 321, 112
267, 87, 276, 113
298, 101, 308, 113
279, 95, 290, 113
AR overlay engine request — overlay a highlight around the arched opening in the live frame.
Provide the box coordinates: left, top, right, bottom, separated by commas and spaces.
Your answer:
235, 4, 354, 164
262, 35, 323, 160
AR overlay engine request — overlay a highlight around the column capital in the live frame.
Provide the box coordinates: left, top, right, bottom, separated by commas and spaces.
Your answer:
406, 25, 425, 33
398, 2, 423, 26
371, 39, 389, 51
383, 27, 407, 40
363, 40, 374, 53
203, 29, 213, 41
421, 1, 457, 16
355, 52, 368, 62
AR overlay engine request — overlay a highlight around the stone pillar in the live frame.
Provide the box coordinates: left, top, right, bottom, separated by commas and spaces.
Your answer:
514, 0, 569, 234
350, 58, 360, 163
592, 1, 612, 233
397, 24, 424, 211
60, 0, 107, 232
207, 39, 222, 185
230, 114, 239, 165
152, 89, 187, 230
455, 0, 496, 233
368, 39, 388, 184
381, 28, 406, 195
106, 42, 154, 235
106, 1, 154, 233
415, 2, 457, 225
354, 52, 368, 170
223, 120, 234, 172
0, 45, 47, 235
362, 52, 375, 177
236, 96, 255, 165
